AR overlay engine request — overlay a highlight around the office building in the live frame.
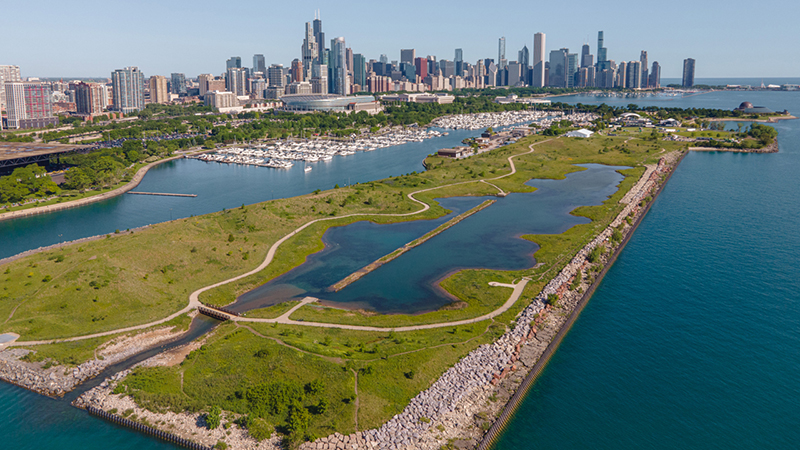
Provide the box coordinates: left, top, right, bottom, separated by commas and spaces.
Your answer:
353, 53, 367, 89
400, 49, 415, 65
518, 46, 529, 85
251, 78, 266, 98
330, 37, 350, 95
455, 48, 464, 76
533, 33, 546, 88
286, 81, 313, 95
485, 61, 497, 87
548, 49, 568, 88
313, 11, 326, 64
204, 90, 238, 110
567, 53, 578, 88
4, 82, 57, 129
617, 61, 627, 88
226, 67, 247, 96
649, 62, 661, 88
414, 57, 428, 80
302, 22, 318, 80
311, 63, 328, 94
111, 66, 145, 113
226, 56, 242, 69
498, 37, 507, 70
198, 74, 214, 97
253, 54, 266, 75
379, 54, 388, 64
507, 61, 522, 87
149, 75, 169, 103
268, 64, 286, 90
170, 73, 187, 95
581, 44, 593, 68
682, 58, 696, 87
596, 31, 611, 72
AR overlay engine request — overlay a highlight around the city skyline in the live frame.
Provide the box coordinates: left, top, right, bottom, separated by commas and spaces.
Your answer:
3, 0, 798, 79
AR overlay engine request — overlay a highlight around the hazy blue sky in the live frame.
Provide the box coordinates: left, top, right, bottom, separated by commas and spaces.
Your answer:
4, 0, 798, 79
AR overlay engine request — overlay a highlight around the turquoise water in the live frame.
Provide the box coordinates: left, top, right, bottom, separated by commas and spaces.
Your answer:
495, 91, 800, 449
238, 164, 626, 314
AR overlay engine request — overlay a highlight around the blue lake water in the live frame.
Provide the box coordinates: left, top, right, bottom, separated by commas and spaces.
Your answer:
2, 89, 800, 449
237, 164, 627, 314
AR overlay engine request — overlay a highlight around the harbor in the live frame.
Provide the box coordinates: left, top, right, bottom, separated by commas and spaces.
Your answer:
190, 128, 446, 168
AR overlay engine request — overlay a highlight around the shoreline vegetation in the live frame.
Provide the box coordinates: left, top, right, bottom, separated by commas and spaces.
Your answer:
0, 105, 784, 449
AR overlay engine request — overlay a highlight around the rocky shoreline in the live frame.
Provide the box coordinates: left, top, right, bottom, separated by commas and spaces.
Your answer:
0, 325, 190, 397
70, 152, 683, 450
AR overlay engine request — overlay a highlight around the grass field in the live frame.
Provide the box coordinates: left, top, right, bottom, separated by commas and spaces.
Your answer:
2, 128, 688, 443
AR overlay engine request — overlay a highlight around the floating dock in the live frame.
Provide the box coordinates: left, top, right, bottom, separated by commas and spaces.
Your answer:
127, 192, 197, 197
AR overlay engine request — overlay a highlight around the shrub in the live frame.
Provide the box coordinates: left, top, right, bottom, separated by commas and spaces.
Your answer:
206, 406, 222, 430
248, 418, 273, 441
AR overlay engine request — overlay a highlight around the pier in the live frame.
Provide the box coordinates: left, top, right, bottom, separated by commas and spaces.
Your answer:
127, 192, 197, 197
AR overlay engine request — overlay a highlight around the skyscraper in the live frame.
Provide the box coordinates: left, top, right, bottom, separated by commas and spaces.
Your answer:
596, 31, 611, 73
518, 45, 529, 85
291, 59, 304, 83
498, 37, 507, 70
198, 74, 213, 97
226, 57, 242, 69
639, 51, 649, 88
455, 48, 464, 76
626, 61, 642, 89
353, 53, 366, 89
111, 67, 145, 114
75, 82, 105, 116
649, 62, 661, 88
313, 10, 326, 64
581, 44, 593, 68
533, 33, 545, 88
548, 49, 568, 88
253, 54, 266, 74
170, 73, 187, 95
400, 49, 415, 65
414, 57, 428, 80
226, 68, 247, 96
379, 54, 388, 65
302, 22, 318, 80
268, 64, 286, 89
682, 58, 696, 87
311, 62, 328, 94
567, 53, 578, 88
331, 37, 349, 95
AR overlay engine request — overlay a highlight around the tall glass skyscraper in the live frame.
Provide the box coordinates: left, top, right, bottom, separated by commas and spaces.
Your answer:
682, 58, 696, 87
170, 73, 187, 95
330, 37, 349, 95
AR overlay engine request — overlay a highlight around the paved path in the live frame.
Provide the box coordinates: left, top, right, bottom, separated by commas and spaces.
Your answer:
8, 139, 554, 345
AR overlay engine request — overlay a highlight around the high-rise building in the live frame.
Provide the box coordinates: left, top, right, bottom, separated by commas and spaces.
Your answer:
507, 62, 522, 87
414, 57, 428, 80
400, 62, 416, 82
75, 82, 105, 116
400, 49, 415, 65
311, 62, 328, 94
649, 62, 661, 88
626, 61, 642, 89
639, 51, 649, 88
313, 10, 326, 64
567, 53, 578, 88
4, 82, 57, 129
682, 58, 696, 87
581, 44, 593, 68
226, 68, 247, 96
198, 74, 214, 97
346, 48, 354, 75
485, 62, 497, 87
454, 48, 464, 76
596, 31, 612, 74
111, 67, 145, 114
253, 55, 266, 75
330, 37, 349, 95
533, 33, 546, 88
617, 61, 628, 88
170, 73, 187, 95
291, 59, 304, 83
226, 56, 242, 69
353, 53, 367, 89
498, 37, 507, 70
149, 76, 169, 103
302, 22, 318, 80
379, 54, 388, 65
268, 64, 286, 89
548, 49, 568, 88
0, 65, 22, 112
518, 46, 529, 85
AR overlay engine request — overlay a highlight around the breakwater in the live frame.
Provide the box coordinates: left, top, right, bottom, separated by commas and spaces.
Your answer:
85, 406, 212, 450
328, 199, 497, 292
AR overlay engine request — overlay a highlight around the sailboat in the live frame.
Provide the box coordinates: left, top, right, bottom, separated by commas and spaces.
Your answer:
304, 166, 312, 173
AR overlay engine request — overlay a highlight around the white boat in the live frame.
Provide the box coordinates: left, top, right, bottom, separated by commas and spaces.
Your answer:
304, 166, 312, 173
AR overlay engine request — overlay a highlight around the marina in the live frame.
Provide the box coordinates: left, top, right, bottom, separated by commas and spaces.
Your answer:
191, 128, 445, 168
431, 110, 600, 130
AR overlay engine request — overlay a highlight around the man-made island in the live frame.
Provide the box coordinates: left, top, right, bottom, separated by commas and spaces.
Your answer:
0, 105, 785, 450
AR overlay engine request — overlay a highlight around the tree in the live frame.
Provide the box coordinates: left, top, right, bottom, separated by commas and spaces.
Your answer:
287, 404, 311, 435
206, 406, 222, 429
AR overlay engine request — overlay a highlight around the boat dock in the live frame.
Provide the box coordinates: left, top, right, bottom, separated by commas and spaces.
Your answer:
127, 192, 197, 197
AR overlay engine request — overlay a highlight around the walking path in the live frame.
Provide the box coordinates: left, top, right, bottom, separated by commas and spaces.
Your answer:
9, 139, 552, 346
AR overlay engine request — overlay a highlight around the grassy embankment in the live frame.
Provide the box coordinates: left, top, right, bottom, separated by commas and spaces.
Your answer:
2, 129, 687, 444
